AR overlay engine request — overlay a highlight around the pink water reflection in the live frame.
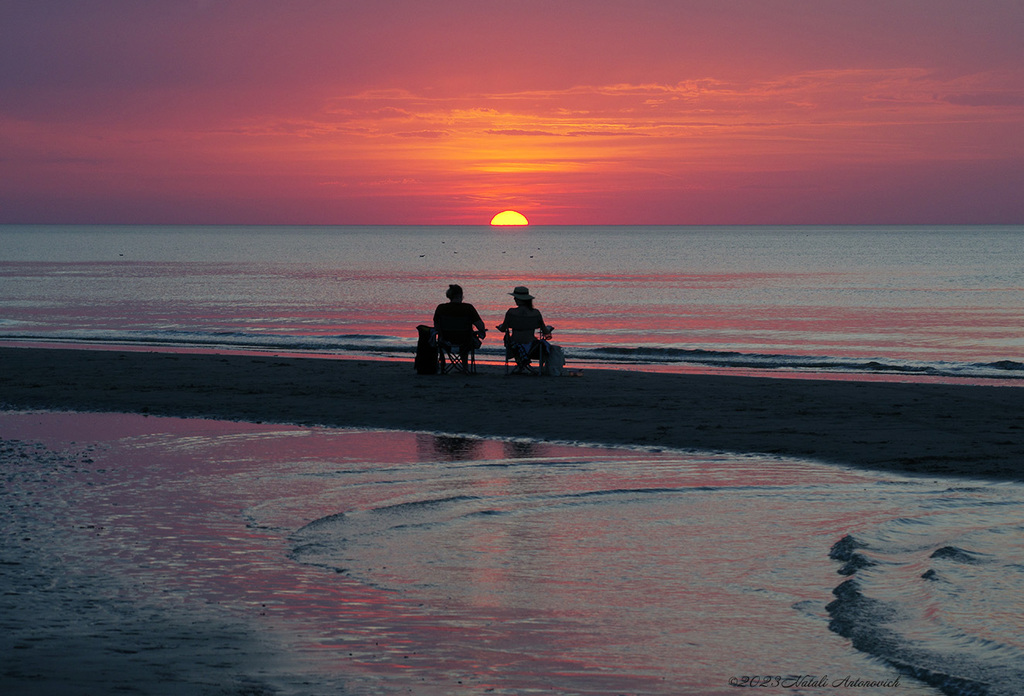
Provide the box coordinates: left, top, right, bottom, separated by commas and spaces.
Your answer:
2, 410, 933, 694
5, 412, 687, 692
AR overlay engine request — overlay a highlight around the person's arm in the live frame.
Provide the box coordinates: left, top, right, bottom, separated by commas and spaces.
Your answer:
535, 311, 553, 339
467, 306, 486, 336
496, 308, 511, 332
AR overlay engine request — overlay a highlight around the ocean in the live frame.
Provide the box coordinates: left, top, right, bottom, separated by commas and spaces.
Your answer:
2, 224, 1023, 382
3, 411, 1023, 695
4, 225, 1024, 694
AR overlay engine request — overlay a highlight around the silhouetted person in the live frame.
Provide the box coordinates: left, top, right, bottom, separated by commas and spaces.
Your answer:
433, 284, 486, 357
497, 285, 547, 342
497, 285, 552, 372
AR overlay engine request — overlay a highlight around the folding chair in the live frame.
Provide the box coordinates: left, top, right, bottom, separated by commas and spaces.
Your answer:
435, 315, 479, 375
503, 327, 550, 375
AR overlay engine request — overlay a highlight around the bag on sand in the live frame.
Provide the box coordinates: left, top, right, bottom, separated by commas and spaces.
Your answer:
543, 344, 565, 376
414, 324, 438, 374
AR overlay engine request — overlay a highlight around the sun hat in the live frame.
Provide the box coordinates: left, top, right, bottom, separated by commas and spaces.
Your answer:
510, 286, 534, 300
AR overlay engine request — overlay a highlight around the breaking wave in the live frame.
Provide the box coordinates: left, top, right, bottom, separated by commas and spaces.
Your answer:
3, 328, 1022, 381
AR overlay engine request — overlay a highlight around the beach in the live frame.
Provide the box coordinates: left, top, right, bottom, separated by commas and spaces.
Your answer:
5, 345, 1024, 695
2, 345, 1022, 481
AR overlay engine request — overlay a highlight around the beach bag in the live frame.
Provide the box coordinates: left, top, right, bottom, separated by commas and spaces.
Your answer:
414, 324, 438, 374
544, 344, 565, 376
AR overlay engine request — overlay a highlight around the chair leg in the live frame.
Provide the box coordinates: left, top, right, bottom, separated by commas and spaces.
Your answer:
457, 349, 475, 375
440, 346, 475, 375
504, 338, 543, 375
509, 350, 536, 375
439, 348, 459, 374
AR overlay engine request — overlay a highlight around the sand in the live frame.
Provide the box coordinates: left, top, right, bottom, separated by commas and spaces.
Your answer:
3, 344, 1024, 694
2, 345, 1022, 481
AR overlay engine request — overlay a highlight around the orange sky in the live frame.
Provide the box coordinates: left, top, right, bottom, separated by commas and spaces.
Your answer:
2, 1, 1023, 225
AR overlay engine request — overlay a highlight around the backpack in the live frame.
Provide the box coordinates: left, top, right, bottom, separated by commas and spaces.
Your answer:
414, 324, 438, 374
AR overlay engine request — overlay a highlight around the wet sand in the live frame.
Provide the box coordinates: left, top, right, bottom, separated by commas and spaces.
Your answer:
2, 346, 1022, 481
4, 346, 1024, 694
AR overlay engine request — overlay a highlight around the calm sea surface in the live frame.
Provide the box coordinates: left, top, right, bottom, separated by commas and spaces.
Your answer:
3, 411, 1023, 695
2, 224, 1022, 382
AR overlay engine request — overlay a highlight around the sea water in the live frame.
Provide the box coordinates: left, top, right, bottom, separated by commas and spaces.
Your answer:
2, 224, 1023, 382
2, 411, 1023, 695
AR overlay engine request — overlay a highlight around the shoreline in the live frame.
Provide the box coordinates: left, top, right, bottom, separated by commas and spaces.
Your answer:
2, 345, 1023, 481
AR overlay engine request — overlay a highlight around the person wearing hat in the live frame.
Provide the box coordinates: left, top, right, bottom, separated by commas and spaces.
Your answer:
497, 286, 552, 373
497, 286, 547, 344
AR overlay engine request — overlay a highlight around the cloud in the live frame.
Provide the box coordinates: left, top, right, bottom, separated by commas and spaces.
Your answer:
943, 92, 1024, 107
393, 130, 450, 139
3, 2, 1024, 223
485, 129, 560, 137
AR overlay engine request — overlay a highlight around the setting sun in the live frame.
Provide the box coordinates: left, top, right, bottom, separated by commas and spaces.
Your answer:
490, 210, 529, 226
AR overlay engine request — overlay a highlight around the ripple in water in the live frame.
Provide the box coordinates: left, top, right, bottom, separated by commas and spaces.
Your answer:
4, 412, 1024, 694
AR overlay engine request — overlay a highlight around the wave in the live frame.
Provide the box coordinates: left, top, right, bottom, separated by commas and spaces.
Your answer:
0, 329, 412, 356
3, 329, 1022, 381
826, 534, 1024, 696
583, 345, 1024, 378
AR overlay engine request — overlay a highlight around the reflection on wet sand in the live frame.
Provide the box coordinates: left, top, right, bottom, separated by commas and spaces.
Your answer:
4, 411, 1021, 695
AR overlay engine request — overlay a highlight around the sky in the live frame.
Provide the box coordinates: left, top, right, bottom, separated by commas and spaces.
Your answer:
2, 1, 1023, 225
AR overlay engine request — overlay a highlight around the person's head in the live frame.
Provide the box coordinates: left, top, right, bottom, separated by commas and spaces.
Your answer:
445, 284, 464, 302
510, 285, 534, 309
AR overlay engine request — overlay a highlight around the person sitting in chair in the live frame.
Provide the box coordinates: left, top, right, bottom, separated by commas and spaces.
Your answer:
496, 286, 552, 372
433, 284, 486, 357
